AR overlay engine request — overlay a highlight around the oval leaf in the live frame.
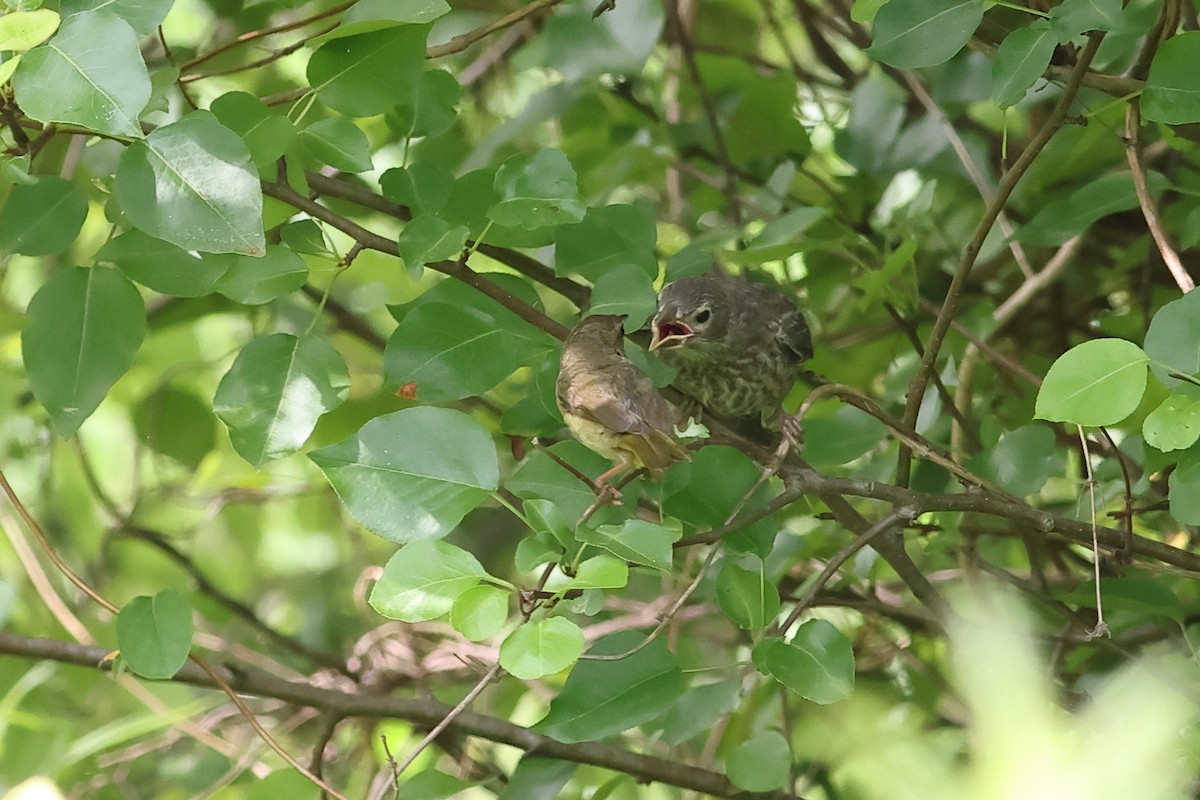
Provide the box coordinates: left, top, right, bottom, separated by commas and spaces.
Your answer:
536, 632, 685, 743
116, 111, 265, 255
369, 540, 487, 622
98, 228, 233, 297
0, 176, 88, 256
450, 584, 509, 642
13, 11, 148, 136
499, 617, 585, 680
1144, 287, 1200, 386
716, 563, 781, 631
488, 149, 586, 228
869, 0, 985, 69
726, 731, 791, 793
0, 9, 60, 51
753, 620, 855, 704
1034, 338, 1149, 427
307, 25, 427, 118
309, 407, 500, 542
1143, 31, 1200, 125
1143, 393, 1200, 452
23, 267, 145, 436
115, 589, 194, 680
214, 333, 350, 467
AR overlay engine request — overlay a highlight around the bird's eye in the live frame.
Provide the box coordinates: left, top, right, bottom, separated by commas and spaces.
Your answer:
695, 308, 711, 324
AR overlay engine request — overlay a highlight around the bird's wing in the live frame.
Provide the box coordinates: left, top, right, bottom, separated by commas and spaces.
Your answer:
777, 309, 813, 362
566, 366, 676, 436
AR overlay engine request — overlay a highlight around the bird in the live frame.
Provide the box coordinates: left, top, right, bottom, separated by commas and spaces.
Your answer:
649, 272, 812, 441
557, 314, 690, 492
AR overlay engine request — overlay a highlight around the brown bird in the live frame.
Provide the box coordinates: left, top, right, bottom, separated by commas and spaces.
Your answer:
557, 314, 690, 491
649, 272, 812, 439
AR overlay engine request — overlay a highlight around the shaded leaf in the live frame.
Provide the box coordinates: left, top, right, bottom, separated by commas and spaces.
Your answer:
309, 407, 500, 542
115, 589, 193, 680
98, 229, 232, 297
489, 149, 586, 228
116, 112, 265, 255
308, 26, 427, 117
753, 620, 855, 704
214, 333, 350, 467
869, 0, 984, 68
0, 176, 87, 256
536, 632, 685, 742
23, 267, 145, 436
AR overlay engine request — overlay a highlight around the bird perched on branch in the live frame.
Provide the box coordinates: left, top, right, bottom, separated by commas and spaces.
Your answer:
557, 314, 691, 492
649, 272, 812, 441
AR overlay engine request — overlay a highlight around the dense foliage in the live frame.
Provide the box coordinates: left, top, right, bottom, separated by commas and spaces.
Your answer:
2, 0, 1200, 797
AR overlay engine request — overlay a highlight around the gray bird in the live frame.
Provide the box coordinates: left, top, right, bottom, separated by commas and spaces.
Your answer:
649, 272, 812, 437
557, 314, 690, 490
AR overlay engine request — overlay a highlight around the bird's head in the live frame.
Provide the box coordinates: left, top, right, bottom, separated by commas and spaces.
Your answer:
649, 280, 725, 351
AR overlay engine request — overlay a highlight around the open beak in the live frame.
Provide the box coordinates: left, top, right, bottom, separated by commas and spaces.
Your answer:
649, 319, 694, 350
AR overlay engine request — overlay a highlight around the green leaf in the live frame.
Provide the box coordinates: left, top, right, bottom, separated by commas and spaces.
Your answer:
489, 149, 586, 228
133, 386, 216, 469
299, 117, 374, 172
1019, 171, 1162, 246
660, 680, 740, 745
553, 204, 657, 280
0, 9, 58, 50
213, 334, 350, 467
726, 730, 791, 793
976, 424, 1058, 497
380, 159, 455, 215
868, 0, 985, 68
726, 207, 826, 265
280, 219, 333, 257
307, 26, 428, 118
23, 267, 145, 436
391, 68, 460, 138
13, 10, 147, 136
210, 91, 297, 171
0, 176, 87, 255
500, 617, 585, 680
661, 446, 763, 528
586, 265, 657, 329
383, 301, 555, 402
395, 216, 468, 279
309, 407, 500, 542
1144, 32, 1200, 124
577, 518, 681, 572
536, 632, 685, 743
59, 0, 171, 36
1144, 393, 1200, 452
564, 555, 629, 590
1059, 577, 1184, 623
992, 22, 1056, 109
498, 758, 576, 800
753, 620, 855, 704
115, 589, 193, 680
716, 563, 780, 631
214, 246, 308, 305
1169, 445, 1200, 524
1049, 0, 1121, 38
98, 229, 233, 297
1034, 338, 1149, 427
116, 112, 265, 255
1144, 287, 1200, 387
309, 0, 449, 46
450, 584, 509, 642
369, 540, 487, 622
525, 498, 577, 550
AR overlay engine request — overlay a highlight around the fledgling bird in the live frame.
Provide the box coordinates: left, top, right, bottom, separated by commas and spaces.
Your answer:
557, 314, 690, 491
649, 272, 812, 439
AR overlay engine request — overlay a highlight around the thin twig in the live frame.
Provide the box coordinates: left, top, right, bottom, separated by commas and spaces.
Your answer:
1124, 101, 1194, 293
427, 0, 567, 58
183, 2, 355, 71
1076, 426, 1108, 639
898, 33, 1106, 486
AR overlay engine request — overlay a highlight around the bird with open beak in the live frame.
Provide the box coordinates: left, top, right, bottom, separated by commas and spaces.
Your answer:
649, 272, 812, 439
557, 314, 690, 493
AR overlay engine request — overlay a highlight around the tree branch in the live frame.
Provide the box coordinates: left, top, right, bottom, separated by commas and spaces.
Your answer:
0, 632, 798, 800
